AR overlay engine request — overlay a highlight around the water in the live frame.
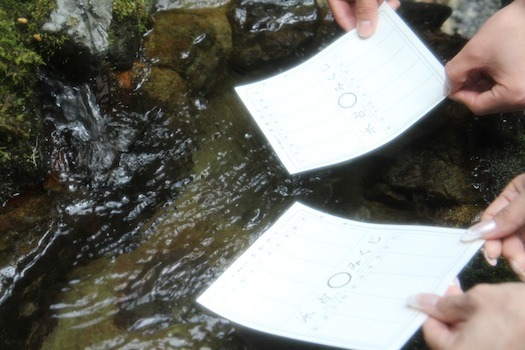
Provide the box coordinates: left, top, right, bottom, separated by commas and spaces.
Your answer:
3, 48, 434, 347
0, 64, 393, 349
2, 54, 479, 347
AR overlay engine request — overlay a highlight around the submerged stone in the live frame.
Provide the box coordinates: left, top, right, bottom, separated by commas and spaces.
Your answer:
144, 7, 230, 93
141, 66, 189, 106
228, 0, 320, 68
107, 16, 143, 71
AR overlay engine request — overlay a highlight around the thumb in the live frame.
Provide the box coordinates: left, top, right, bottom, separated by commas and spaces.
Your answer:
462, 192, 525, 242
407, 287, 468, 323
355, 0, 380, 38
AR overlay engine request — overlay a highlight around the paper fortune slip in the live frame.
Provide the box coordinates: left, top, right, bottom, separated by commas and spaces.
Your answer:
197, 202, 483, 350
235, 2, 446, 174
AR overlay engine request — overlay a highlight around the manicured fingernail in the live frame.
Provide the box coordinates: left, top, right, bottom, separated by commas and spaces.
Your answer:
357, 20, 373, 38
510, 260, 525, 281
461, 220, 497, 242
482, 249, 498, 267
407, 293, 439, 310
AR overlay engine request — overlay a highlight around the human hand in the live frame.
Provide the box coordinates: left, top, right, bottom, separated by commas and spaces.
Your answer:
445, 0, 525, 115
327, 0, 400, 37
408, 283, 525, 350
461, 173, 525, 281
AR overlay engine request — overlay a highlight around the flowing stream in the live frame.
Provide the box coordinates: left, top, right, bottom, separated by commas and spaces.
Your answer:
2, 54, 440, 347
7, 67, 408, 349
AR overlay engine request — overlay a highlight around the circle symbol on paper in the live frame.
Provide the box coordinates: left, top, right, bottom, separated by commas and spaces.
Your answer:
327, 272, 352, 288
338, 93, 357, 108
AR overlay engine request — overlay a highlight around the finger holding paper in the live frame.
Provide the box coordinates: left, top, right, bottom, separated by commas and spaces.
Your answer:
462, 173, 525, 280
328, 0, 400, 37
408, 285, 468, 349
410, 283, 525, 350
445, 0, 525, 115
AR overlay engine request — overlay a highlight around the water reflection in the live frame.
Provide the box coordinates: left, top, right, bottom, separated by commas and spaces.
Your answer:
0, 61, 442, 348
31, 65, 386, 348
1, 26, 447, 350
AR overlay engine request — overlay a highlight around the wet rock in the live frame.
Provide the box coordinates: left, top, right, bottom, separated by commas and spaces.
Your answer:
41, 0, 113, 80
363, 93, 525, 227
364, 101, 482, 224
0, 131, 47, 208
398, 1, 452, 32
228, 0, 321, 69
108, 0, 153, 71
156, 0, 232, 11
141, 66, 190, 106
43, 0, 113, 56
436, 204, 481, 226
466, 112, 525, 203
107, 17, 143, 71
398, 1, 467, 64
144, 7, 230, 93
0, 192, 55, 274
383, 143, 478, 205
0, 189, 65, 349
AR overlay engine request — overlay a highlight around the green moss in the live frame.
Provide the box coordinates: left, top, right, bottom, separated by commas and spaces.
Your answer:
0, 0, 63, 124
0, 1, 53, 201
30, 0, 56, 26
0, 7, 42, 140
1, 0, 67, 59
112, 0, 150, 31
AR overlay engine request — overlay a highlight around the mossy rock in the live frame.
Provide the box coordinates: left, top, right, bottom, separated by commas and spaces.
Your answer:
141, 66, 190, 107
144, 7, 230, 93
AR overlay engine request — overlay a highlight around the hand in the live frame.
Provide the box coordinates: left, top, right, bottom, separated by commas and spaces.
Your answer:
408, 283, 525, 350
445, 0, 525, 115
461, 173, 525, 281
327, 0, 400, 37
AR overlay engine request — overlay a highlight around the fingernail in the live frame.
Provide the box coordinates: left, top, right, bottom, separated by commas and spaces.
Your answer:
406, 293, 440, 310
461, 220, 497, 242
357, 20, 373, 38
510, 260, 525, 281
482, 249, 498, 267
451, 277, 462, 288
